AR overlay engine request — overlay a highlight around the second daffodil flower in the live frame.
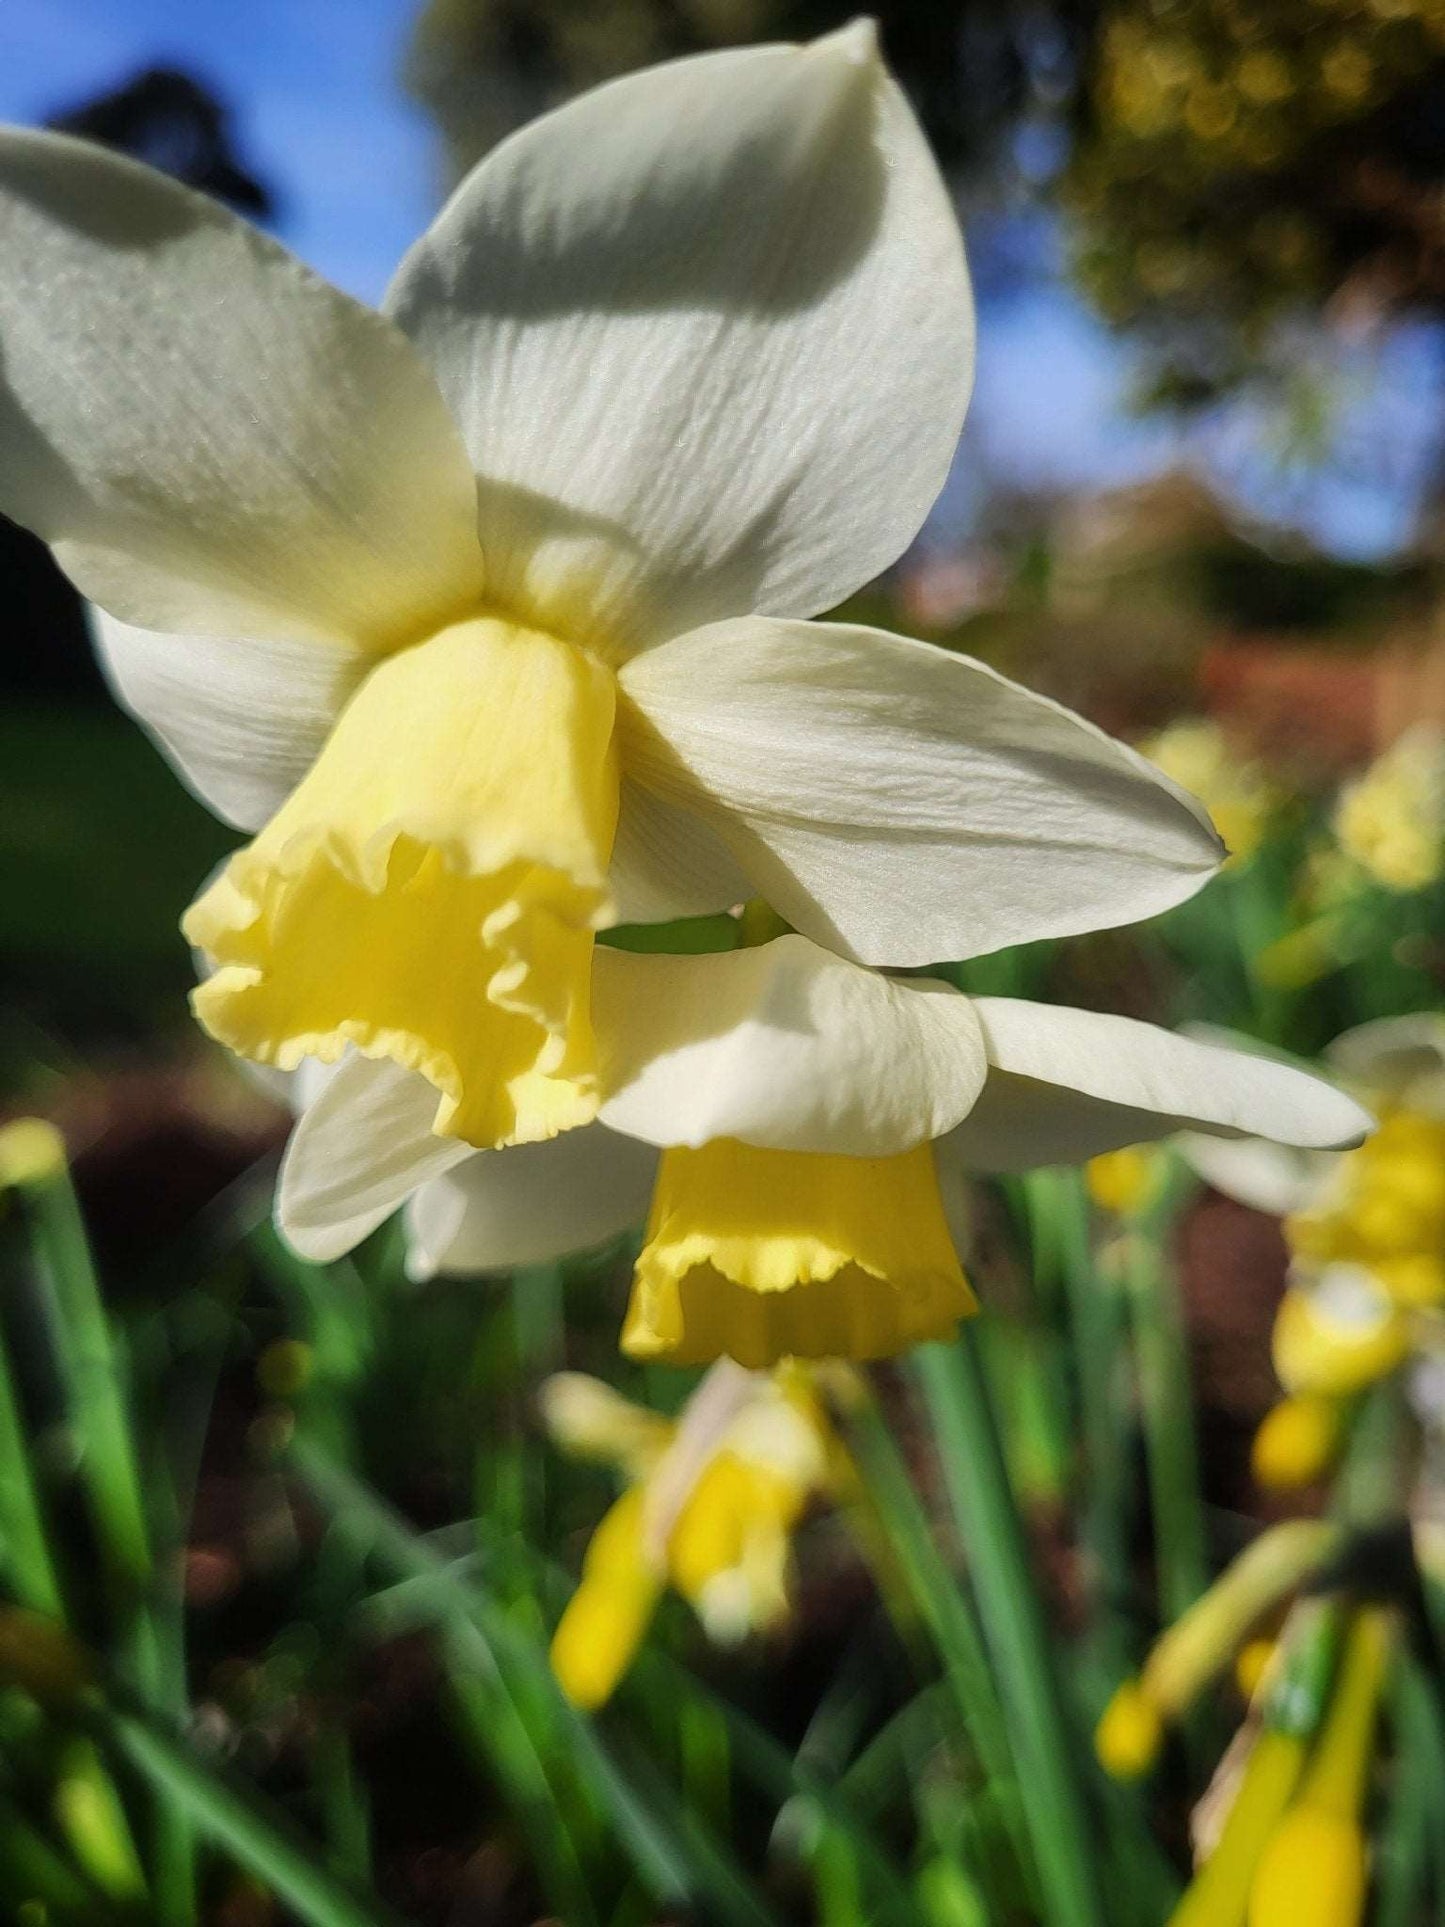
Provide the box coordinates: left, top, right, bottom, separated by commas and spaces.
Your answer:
3, 26, 1231, 1158
277, 929, 1370, 1366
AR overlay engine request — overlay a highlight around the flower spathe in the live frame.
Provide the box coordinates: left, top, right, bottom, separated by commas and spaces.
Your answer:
543, 1361, 847, 1708
1, 28, 1231, 1155
278, 931, 1371, 1368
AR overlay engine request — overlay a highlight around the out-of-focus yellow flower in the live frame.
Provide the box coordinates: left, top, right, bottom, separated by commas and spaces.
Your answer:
1247, 1608, 1392, 1927
1172, 1731, 1306, 1927
1095, 1522, 1339, 1779
1289, 1110, 1445, 1266
1260, 1099, 1443, 1472
1086, 1144, 1166, 1217
1095, 1679, 1164, 1780
1234, 1637, 1277, 1702
0, 1117, 68, 1188
548, 1485, 661, 1712
545, 1360, 846, 1708
1169, 1599, 1341, 1927
1251, 1393, 1344, 1491
1143, 720, 1279, 867
1334, 724, 1445, 892
1236, 1029, 1445, 1485
1250, 1806, 1366, 1927
1271, 1269, 1411, 1399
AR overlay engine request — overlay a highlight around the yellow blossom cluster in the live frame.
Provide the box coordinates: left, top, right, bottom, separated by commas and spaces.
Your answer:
1333, 726, 1445, 894
1143, 720, 1278, 870
1255, 1102, 1445, 1488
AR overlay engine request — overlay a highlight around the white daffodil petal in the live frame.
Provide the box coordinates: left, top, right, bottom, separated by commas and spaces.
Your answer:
609, 777, 752, 923
619, 619, 1223, 965
1174, 1134, 1335, 1217
940, 1000, 1373, 1174
385, 24, 971, 650
278, 1055, 471, 1263
1326, 1012, 1445, 1115
92, 607, 366, 831
405, 1125, 659, 1280
594, 934, 987, 1156
0, 127, 484, 646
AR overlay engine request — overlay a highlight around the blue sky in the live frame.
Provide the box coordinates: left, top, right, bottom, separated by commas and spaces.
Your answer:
1, 0, 438, 299
4, 0, 1439, 563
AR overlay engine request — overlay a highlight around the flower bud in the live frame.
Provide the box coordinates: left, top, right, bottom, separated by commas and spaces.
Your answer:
1251, 1395, 1343, 1491
1095, 1679, 1164, 1780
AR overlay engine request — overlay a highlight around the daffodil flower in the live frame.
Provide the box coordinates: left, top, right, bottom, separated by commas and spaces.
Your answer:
277, 932, 1369, 1366
1334, 724, 1445, 893
540, 1360, 846, 1708
1183, 1014, 1444, 1482
1, 28, 1223, 1154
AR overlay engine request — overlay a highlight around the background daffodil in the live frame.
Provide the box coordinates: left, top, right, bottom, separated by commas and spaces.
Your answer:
541, 1360, 846, 1709
0, 27, 1226, 1164
1185, 1013, 1445, 1487
277, 931, 1370, 1365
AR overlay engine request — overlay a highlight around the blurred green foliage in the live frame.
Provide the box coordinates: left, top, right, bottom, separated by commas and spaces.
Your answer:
0, 708, 235, 1078
1066, 0, 1445, 408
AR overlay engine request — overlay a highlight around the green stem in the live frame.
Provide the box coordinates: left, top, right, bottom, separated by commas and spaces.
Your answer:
0, 1287, 66, 1619
1027, 1171, 1132, 1652
1123, 1191, 1210, 1624
845, 1402, 1024, 1818
914, 1334, 1107, 1927
96, 1700, 399, 1927
21, 1158, 150, 1593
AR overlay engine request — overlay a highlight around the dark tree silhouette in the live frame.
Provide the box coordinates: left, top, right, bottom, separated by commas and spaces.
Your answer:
49, 66, 272, 218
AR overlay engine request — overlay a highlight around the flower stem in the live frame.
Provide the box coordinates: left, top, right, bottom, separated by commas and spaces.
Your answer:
914, 1332, 1107, 1927
1123, 1175, 1211, 1625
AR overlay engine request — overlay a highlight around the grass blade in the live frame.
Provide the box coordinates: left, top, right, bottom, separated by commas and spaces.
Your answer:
914, 1335, 1107, 1927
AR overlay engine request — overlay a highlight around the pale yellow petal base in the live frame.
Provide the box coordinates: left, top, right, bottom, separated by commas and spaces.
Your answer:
624, 1138, 976, 1367
185, 618, 619, 1149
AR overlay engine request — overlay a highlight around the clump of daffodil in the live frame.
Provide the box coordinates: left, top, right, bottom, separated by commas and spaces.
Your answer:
542, 1360, 850, 1708
0, 26, 1238, 1174
1095, 1521, 1341, 1781
1142, 719, 1281, 868
277, 917, 1368, 1366
1334, 724, 1445, 893
1167, 1603, 1392, 1927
